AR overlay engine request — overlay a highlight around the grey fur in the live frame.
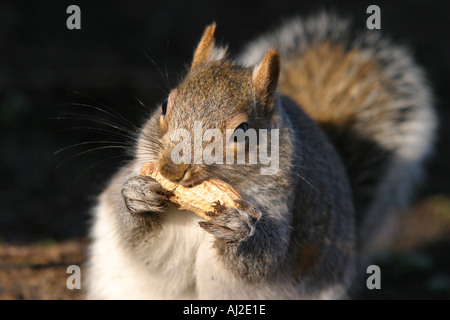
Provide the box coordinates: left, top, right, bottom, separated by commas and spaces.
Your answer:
86, 13, 436, 299
239, 12, 436, 253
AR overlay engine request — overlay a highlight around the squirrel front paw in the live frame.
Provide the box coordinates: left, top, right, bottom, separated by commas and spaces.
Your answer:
198, 200, 262, 244
121, 175, 171, 215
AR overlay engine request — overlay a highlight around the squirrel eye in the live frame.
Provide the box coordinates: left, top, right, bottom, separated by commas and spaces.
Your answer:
161, 98, 168, 116
235, 122, 248, 133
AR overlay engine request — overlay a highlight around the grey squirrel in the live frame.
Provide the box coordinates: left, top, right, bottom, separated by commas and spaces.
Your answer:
86, 13, 436, 299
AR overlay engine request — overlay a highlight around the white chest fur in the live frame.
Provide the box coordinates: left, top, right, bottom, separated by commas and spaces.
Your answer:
87, 201, 212, 299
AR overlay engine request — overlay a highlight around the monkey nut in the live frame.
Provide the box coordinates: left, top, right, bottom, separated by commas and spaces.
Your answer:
139, 162, 243, 220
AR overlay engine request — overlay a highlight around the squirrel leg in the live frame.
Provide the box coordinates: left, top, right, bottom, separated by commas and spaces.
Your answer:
198, 200, 261, 243
198, 199, 290, 285
99, 164, 169, 247
121, 175, 169, 216
116, 174, 170, 241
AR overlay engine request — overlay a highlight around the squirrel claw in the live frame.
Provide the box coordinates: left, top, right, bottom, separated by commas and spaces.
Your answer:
204, 210, 216, 218
199, 201, 261, 244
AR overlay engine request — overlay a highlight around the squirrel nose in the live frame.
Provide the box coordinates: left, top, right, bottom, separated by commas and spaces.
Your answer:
159, 162, 188, 182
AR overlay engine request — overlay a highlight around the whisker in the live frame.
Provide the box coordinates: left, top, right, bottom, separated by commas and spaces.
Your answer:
62, 88, 140, 130
56, 102, 139, 130
50, 126, 139, 143
274, 167, 333, 207
142, 49, 171, 92
165, 39, 171, 87
129, 93, 153, 117
54, 140, 128, 155
51, 114, 137, 137
56, 145, 128, 169
60, 154, 129, 194
140, 133, 163, 149
145, 70, 167, 94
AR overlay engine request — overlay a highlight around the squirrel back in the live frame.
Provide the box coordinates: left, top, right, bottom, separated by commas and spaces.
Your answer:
239, 13, 436, 253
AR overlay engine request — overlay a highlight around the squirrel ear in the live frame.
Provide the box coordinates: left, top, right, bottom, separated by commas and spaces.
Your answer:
252, 49, 280, 105
191, 22, 227, 69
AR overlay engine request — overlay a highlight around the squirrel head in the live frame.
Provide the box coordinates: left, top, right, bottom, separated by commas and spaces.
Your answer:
151, 23, 280, 185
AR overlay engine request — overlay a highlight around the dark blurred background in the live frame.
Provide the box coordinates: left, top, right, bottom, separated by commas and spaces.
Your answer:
0, 0, 449, 299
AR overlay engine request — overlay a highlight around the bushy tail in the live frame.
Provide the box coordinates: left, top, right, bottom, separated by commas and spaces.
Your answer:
239, 13, 436, 252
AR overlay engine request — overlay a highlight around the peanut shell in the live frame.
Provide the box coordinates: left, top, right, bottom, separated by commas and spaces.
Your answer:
139, 162, 243, 220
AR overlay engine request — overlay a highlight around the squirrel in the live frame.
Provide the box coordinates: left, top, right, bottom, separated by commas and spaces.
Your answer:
86, 13, 436, 299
